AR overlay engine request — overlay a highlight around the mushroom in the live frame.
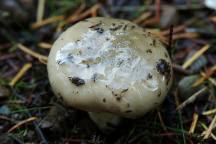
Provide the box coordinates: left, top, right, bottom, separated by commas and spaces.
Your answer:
48, 17, 173, 131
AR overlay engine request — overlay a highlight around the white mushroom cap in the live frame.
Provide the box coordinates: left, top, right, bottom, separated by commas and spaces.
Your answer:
48, 17, 173, 119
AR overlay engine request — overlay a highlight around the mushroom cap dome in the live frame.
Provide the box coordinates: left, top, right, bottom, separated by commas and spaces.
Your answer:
48, 17, 173, 118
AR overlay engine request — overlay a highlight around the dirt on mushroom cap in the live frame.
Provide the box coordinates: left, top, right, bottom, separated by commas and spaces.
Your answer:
47, 17, 173, 118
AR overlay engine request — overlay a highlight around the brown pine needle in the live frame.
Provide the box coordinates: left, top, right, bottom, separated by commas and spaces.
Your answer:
65, 2, 86, 24
182, 44, 210, 69
17, 44, 48, 62
200, 72, 216, 87
8, 117, 37, 132
31, 15, 64, 29
202, 108, 216, 116
172, 32, 198, 40
66, 4, 101, 24
192, 65, 216, 87
143, 0, 160, 25
200, 122, 216, 140
9, 63, 32, 87
203, 115, 216, 139
38, 42, 52, 49
161, 25, 186, 36
36, 0, 45, 22
189, 113, 199, 134
177, 87, 207, 110
132, 12, 152, 24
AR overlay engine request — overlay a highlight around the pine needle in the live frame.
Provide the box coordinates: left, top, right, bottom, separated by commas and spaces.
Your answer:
182, 44, 210, 69
200, 72, 216, 87
172, 32, 198, 40
202, 108, 216, 116
38, 42, 52, 49
31, 15, 64, 29
17, 44, 48, 62
9, 63, 32, 87
8, 117, 37, 132
200, 122, 216, 140
203, 115, 216, 139
132, 12, 152, 24
177, 87, 207, 110
192, 65, 216, 87
189, 113, 199, 134
65, 4, 101, 24
36, 0, 45, 22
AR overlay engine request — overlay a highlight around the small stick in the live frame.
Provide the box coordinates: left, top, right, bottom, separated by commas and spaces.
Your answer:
8, 117, 37, 132
200, 122, 216, 140
202, 108, 216, 116
193, 65, 216, 87
172, 32, 198, 40
9, 63, 32, 87
36, 0, 45, 22
17, 44, 48, 62
31, 15, 64, 29
177, 87, 207, 110
200, 72, 216, 87
182, 44, 210, 69
132, 12, 152, 24
66, 4, 101, 24
189, 113, 199, 134
38, 42, 52, 49
161, 25, 186, 36
142, 0, 160, 25
65, 2, 86, 23
203, 115, 216, 139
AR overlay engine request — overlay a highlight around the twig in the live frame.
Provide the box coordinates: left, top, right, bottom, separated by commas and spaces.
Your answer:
36, 0, 45, 22
38, 42, 52, 49
31, 15, 64, 29
203, 115, 216, 139
189, 113, 199, 134
200, 122, 216, 140
202, 108, 216, 116
177, 87, 207, 110
66, 4, 101, 24
200, 72, 216, 87
182, 44, 210, 69
193, 65, 216, 87
17, 44, 48, 62
26, 113, 48, 144
132, 12, 152, 24
9, 63, 32, 87
8, 117, 37, 132
172, 32, 198, 40
142, 0, 160, 25
65, 2, 86, 23
161, 25, 186, 36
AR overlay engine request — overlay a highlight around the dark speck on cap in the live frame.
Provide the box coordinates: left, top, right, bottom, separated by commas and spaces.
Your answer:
69, 77, 85, 86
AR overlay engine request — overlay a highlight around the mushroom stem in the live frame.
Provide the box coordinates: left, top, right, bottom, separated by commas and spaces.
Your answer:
88, 112, 122, 132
